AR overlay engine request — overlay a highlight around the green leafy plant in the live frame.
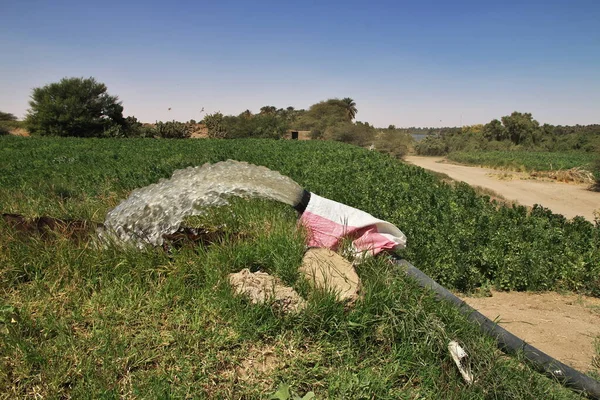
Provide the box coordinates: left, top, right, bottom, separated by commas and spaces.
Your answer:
203, 112, 227, 138
154, 120, 191, 139
269, 383, 315, 400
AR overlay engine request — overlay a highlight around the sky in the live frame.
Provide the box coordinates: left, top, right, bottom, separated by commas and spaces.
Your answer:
1, 0, 599, 128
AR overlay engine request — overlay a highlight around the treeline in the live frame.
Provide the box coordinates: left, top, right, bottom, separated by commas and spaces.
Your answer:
416, 112, 600, 156
3, 77, 412, 157
201, 98, 411, 157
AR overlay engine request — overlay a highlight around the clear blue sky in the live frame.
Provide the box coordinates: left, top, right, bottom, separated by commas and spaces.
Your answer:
1, 0, 599, 127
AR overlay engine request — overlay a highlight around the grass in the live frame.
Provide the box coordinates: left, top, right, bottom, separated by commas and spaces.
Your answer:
1, 135, 599, 397
0, 198, 585, 398
447, 151, 596, 173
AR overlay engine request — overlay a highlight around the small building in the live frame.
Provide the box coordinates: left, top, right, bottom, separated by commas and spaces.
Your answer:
285, 130, 312, 140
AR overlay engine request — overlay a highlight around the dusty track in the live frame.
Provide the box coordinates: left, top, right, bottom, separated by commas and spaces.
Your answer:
405, 156, 599, 221
462, 291, 600, 373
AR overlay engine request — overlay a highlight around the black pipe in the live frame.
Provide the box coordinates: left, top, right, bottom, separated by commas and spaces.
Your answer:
293, 189, 311, 214
393, 258, 600, 399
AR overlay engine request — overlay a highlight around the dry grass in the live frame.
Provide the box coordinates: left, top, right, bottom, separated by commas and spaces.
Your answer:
529, 167, 595, 184
8, 128, 30, 137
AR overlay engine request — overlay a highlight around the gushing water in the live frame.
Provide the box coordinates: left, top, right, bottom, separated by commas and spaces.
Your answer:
101, 160, 304, 247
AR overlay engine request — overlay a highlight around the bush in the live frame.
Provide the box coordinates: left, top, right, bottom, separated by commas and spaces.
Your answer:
0, 125, 9, 136
154, 121, 191, 139
203, 112, 226, 139
25, 77, 126, 137
123, 116, 155, 138
415, 136, 448, 155
592, 153, 600, 192
375, 130, 413, 159
310, 129, 323, 140
223, 113, 289, 139
325, 122, 376, 147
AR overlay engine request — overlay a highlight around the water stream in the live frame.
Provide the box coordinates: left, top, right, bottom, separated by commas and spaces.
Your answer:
100, 160, 304, 247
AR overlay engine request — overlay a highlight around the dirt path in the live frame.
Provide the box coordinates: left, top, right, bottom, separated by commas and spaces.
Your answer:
462, 291, 600, 373
405, 156, 599, 221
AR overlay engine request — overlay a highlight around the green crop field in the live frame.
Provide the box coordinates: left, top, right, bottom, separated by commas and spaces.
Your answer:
448, 151, 597, 173
1, 136, 599, 398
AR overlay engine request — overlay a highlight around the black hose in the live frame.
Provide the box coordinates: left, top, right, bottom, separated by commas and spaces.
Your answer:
393, 258, 600, 399
293, 189, 311, 214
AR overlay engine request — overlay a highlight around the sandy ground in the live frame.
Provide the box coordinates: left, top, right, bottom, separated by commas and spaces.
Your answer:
405, 156, 599, 222
8, 128, 29, 137
462, 291, 600, 373
404, 156, 600, 372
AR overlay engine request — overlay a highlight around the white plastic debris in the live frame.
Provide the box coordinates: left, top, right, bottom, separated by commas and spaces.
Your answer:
448, 340, 473, 384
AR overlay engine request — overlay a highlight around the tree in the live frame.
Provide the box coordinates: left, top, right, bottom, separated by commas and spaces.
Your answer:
295, 99, 348, 133
341, 97, 357, 121
25, 77, 126, 137
0, 111, 17, 121
482, 119, 507, 141
259, 106, 277, 115
501, 112, 540, 146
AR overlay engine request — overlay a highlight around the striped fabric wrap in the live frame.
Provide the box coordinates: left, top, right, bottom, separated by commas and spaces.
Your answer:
299, 193, 407, 256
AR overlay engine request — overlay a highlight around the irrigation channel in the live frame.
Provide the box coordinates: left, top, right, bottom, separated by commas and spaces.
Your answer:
3, 160, 600, 398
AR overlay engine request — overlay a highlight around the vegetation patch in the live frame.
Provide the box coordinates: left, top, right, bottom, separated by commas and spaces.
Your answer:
1, 137, 599, 296
0, 196, 583, 398
448, 151, 596, 173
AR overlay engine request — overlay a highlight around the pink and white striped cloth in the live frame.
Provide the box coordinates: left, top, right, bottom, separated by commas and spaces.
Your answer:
299, 193, 407, 256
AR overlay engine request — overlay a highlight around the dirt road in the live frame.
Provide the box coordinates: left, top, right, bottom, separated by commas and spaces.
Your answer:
462, 291, 600, 373
405, 156, 599, 221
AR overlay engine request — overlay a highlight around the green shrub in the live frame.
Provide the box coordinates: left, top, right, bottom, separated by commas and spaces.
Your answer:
310, 129, 323, 140
592, 153, 600, 192
223, 113, 289, 139
0, 125, 9, 136
154, 121, 191, 139
415, 136, 448, 155
375, 130, 413, 159
324, 121, 376, 147
203, 112, 227, 139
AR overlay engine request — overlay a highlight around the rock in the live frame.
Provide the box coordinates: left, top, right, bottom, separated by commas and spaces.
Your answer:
228, 269, 305, 313
299, 248, 360, 304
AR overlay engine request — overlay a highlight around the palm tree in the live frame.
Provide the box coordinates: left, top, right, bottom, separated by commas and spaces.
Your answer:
341, 97, 357, 121
259, 106, 277, 115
